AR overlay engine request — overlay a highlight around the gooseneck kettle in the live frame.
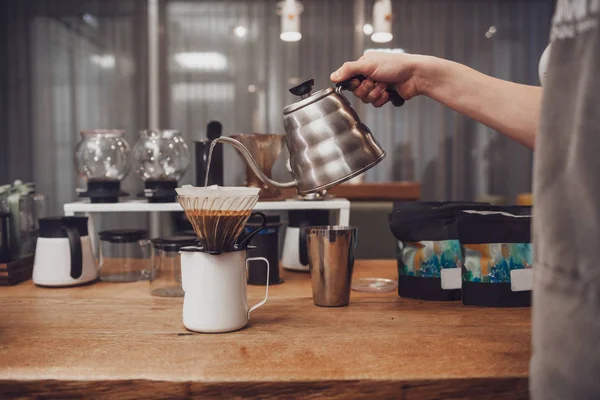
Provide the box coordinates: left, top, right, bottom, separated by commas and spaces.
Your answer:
213, 76, 404, 195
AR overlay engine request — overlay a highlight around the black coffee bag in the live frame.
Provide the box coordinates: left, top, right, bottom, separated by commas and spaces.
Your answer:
388, 202, 489, 301
456, 206, 533, 307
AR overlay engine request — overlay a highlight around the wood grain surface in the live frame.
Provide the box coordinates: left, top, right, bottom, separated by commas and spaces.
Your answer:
0, 260, 531, 399
274, 182, 421, 202
327, 182, 421, 201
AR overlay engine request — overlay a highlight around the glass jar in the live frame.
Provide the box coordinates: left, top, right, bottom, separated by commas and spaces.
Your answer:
98, 229, 149, 282
75, 130, 131, 181
149, 236, 197, 297
132, 129, 190, 183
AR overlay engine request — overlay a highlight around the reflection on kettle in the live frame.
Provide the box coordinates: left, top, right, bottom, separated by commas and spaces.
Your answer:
33, 217, 97, 287
212, 77, 396, 195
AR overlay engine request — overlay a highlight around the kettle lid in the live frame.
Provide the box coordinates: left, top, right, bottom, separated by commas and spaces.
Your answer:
283, 78, 335, 115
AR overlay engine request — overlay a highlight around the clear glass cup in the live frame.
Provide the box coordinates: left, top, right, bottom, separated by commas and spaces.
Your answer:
98, 229, 149, 282
132, 129, 190, 182
75, 129, 131, 181
149, 236, 197, 297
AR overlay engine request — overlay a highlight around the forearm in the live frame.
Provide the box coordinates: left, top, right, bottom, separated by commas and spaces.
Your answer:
415, 56, 541, 149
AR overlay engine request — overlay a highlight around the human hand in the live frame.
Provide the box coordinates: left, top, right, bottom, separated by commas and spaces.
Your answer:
330, 52, 422, 107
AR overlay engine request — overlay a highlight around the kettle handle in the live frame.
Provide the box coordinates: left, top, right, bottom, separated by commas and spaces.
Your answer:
62, 226, 83, 279
335, 74, 405, 107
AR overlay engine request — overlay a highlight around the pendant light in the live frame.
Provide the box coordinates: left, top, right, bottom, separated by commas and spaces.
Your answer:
278, 0, 303, 42
371, 0, 393, 43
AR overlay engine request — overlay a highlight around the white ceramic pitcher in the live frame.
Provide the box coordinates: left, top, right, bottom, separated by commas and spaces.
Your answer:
180, 247, 269, 333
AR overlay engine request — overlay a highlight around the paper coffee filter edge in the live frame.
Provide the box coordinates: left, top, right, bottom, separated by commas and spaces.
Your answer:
176, 184, 260, 197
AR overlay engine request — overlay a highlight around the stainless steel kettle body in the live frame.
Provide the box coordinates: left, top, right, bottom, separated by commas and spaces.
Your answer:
281, 86, 385, 194
212, 77, 400, 195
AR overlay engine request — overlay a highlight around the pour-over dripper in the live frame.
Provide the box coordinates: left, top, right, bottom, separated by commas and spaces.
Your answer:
230, 134, 285, 199
176, 185, 263, 253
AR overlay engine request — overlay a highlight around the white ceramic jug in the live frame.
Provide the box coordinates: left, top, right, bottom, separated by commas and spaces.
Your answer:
180, 247, 269, 333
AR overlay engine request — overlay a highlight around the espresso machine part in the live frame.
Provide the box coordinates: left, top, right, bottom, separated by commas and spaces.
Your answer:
195, 121, 224, 187
212, 76, 397, 195
133, 129, 191, 203
230, 134, 285, 199
282, 209, 329, 272
75, 129, 131, 203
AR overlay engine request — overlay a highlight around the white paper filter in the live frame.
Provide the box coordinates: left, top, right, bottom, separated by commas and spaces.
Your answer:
176, 184, 260, 197
176, 185, 260, 212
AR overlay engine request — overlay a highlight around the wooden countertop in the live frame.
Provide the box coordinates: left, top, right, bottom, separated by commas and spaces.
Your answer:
0, 260, 530, 399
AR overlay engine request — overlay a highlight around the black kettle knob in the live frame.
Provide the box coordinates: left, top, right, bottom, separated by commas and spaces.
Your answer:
289, 79, 314, 97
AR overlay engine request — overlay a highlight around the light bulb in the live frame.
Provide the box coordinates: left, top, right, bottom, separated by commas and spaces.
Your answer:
280, 31, 302, 42
372, 0, 393, 43
234, 26, 247, 38
371, 32, 393, 43
280, 0, 303, 42
363, 23, 374, 35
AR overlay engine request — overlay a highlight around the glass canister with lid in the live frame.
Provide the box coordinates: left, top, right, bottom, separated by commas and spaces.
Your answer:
74, 129, 131, 203
149, 236, 198, 297
98, 229, 149, 282
132, 129, 190, 203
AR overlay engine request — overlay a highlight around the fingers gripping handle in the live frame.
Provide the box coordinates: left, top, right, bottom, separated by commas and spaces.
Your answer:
335, 74, 405, 107
246, 257, 269, 319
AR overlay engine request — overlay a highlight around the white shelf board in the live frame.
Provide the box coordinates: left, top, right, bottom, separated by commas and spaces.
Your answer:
63, 198, 351, 214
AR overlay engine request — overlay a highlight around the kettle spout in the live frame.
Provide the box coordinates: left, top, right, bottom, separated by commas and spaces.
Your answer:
212, 137, 297, 189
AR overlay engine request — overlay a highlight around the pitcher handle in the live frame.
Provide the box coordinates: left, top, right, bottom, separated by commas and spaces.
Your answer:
62, 225, 82, 279
246, 256, 269, 319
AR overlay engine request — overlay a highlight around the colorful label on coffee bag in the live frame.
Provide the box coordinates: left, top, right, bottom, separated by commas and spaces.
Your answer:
462, 243, 532, 284
399, 240, 462, 278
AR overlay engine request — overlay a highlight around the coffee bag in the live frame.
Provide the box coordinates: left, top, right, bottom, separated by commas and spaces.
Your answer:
388, 202, 489, 301
456, 206, 533, 307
